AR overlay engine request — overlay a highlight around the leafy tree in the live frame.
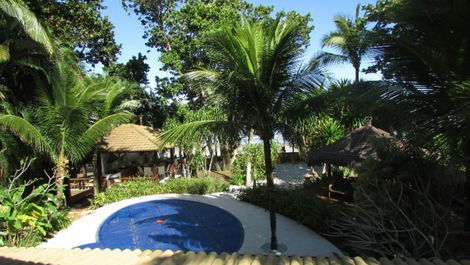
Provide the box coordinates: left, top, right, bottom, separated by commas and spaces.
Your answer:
106, 53, 150, 85
123, 0, 312, 105
122, 0, 273, 74
133, 89, 169, 128
365, 0, 470, 230
161, 17, 318, 250
1, 0, 58, 176
24, 0, 121, 66
318, 5, 372, 82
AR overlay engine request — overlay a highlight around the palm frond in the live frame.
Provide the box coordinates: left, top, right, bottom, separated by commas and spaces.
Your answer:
159, 120, 241, 149
0, 0, 54, 55
316, 51, 349, 67
78, 113, 134, 160
0, 114, 50, 155
322, 33, 346, 48
99, 78, 137, 115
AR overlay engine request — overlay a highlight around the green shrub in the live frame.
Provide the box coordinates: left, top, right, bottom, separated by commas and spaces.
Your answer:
91, 177, 229, 209
237, 185, 340, 234
0, 160, 70, 247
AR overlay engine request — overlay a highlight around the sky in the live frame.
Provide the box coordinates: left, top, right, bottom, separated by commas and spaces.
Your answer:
100, 0, 381, 87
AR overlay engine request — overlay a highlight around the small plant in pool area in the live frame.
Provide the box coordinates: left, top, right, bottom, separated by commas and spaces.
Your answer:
0, 159, 70, 247
90, 177, 229, 208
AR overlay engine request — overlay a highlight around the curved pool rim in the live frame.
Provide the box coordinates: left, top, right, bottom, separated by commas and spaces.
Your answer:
77, 199, 245, 252
41, 193, 342, 256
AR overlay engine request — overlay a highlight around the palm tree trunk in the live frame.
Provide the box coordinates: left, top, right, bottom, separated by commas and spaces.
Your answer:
220, 142, 234, 171
93, 152, 102, 194
354, 66, 360, 83
263, 138, 278, 250
54, 162, 68, 207
246, 129, 254, 186
464, 161, 470, 231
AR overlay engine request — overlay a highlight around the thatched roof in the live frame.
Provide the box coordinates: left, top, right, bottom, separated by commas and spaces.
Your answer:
98, 124, 161, 153
307, 117, 393, 167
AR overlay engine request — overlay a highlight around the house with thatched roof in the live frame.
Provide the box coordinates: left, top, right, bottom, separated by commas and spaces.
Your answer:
95, 124, 169, 185
307, 117, 394, 168
99, 123, 162, 153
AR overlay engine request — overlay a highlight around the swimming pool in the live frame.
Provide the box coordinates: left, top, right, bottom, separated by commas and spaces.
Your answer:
78, 199, 244, 253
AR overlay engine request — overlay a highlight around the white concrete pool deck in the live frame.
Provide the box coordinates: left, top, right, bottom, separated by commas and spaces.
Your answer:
40, 193, 341, 257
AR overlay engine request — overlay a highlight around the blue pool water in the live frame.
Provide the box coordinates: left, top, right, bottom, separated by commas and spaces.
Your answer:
78, 199, 244, 252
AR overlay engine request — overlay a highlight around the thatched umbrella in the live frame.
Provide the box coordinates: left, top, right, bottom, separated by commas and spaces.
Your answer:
307, 117, 393, 168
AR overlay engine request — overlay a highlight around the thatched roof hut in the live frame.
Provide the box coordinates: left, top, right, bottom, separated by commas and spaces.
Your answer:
98, 124, 161, 153
307, 117, 393, 167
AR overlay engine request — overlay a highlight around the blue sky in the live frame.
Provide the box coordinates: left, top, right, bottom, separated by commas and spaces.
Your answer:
100, 0, 381, 87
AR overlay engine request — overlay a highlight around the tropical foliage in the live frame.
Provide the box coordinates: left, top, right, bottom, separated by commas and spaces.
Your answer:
283, 115, 346, 157
0, 159, 70, 247
24, 0, 121, 66
1, 0, 469, 257
0, 1, 136, 204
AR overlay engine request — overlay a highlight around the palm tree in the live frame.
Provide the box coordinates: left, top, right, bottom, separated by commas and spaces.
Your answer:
0, 58, 133, 204
0, 0, 54, 57
161, 17, 319, 250
319, 5, 371, 82
1, 0, 59, 106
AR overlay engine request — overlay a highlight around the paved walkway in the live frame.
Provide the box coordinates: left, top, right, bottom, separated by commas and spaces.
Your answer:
41, 193, 340, 256
273, 163, 312, 187
255, 163, 319, 188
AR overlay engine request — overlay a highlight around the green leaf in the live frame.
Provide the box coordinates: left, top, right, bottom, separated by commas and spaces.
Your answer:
0, 205, 11, 218
0, 0, 54, 55
0, 41, 10, 63
36, 225, 46, 236
12, 185, 25, 202
0, 115, 51, 154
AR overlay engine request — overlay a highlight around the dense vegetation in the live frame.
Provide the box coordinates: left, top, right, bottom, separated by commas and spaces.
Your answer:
90, 177, 229, 208
0, 0, 469, 258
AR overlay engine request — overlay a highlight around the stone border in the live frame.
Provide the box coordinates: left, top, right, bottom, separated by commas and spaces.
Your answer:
41, 193, 341, 256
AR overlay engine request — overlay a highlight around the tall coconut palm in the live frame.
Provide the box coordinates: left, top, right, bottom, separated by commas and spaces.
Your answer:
319, 5, 371, 82
160, 17, 319, 250
0, 58, 133, 204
